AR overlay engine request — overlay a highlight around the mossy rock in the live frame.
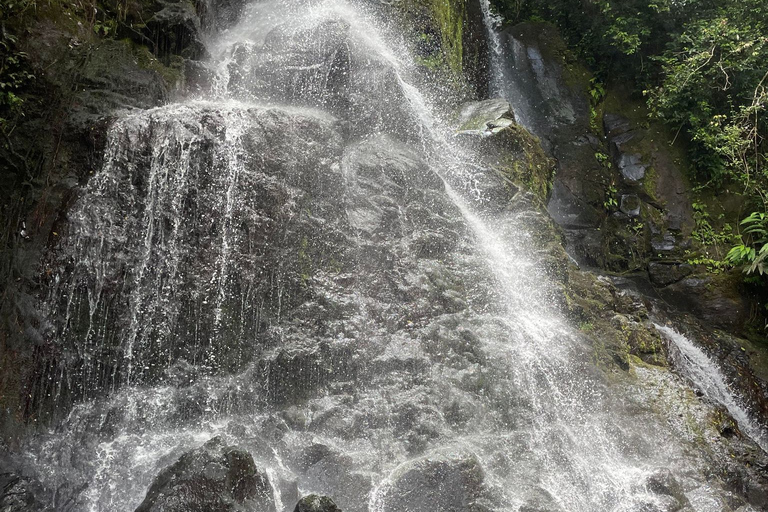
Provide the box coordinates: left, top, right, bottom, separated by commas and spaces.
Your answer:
396, 0, 488, 96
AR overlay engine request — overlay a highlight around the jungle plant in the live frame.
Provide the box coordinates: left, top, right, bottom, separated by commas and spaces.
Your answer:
726, 212, 768, 275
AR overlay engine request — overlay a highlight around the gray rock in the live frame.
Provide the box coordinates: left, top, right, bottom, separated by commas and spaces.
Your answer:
651, 233, 678, 253
455, 98, 515, 135
374, 454, 486, 512
547, 181, 602, 229
620, 194, 642, 217
603, 113, 632, 137
147, 0, 206, 60
135, 437, 274, 512
648, 262, 693, 287
644, 468, 687, 509
225, 17, 418, 139
659, 276, 749, 329
618, 153, 647, 182
293, 495, 341, 512
0, 473, 48, 512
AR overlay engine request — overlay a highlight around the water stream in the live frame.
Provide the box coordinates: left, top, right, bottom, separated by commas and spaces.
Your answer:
655, 324, 768, 453
15, 1, 767, 511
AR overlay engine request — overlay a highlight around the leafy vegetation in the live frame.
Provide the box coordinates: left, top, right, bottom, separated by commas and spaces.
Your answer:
727, 212, 768, 275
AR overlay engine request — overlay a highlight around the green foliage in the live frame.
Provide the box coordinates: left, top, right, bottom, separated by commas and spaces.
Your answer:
691, 201, 734, 250
727, 212, 768, 275
588, 78, 605, 133
646, 3, 768, 190
603, 182, 618, 211
1, 2, 36, 131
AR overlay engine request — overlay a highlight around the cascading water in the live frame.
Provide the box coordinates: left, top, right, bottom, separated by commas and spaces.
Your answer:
656, 324, 768, 453
14, 1, 767, 511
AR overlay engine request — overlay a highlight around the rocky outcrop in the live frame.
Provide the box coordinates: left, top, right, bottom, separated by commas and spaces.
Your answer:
135, 437, 274, 512
454, 98, 555, 206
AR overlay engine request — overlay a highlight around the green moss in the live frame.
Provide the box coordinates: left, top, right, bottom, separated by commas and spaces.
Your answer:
129, 40, 184, 88
428, 0, 466, 76
495, 124, 556, 205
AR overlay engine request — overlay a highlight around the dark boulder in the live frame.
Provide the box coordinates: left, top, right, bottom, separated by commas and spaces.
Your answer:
135, 437, 274, 512
643, 468, 688, 510
293, 495, 342, 512
659, 274, 749, 329
146, 0, 206, 61
648, 262, 694, 287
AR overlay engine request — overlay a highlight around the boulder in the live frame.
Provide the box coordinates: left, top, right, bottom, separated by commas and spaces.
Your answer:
455, 99, 515, 135
618, 153, 647, 183
620, 194, 642, 217
373, 454, 487, 512
644, 468, 688, 509
659, 274, 749, 329
648, 262, 693, 287
293, 495, 342, 512
135, 437, 274, 512
146, 0, 206, 61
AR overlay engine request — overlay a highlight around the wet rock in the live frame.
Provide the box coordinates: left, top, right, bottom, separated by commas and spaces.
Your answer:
603, 113, 632, 137
261, 341, 356, 405
519, 486, 565, 512
67, 40, 169, 130
610, 131, 639, 155
226, 17, 417, 138
184, 60, 217, 96
374, 454, 487, 512
644, 469, 687, 508
0, 473, 48, 512
293, 495, 341, 512
648, 262, 693, 287
291, 442, 370, 511
199, 0, 247, 31
455, 98, 515, 135
548, 181, 602, 229
146, 0, 206, 61
135, 437, 274, 512
620, 194, 642, 217
659, 275, 749, 329
618, 153, 646, 183
651, 233, 678, 253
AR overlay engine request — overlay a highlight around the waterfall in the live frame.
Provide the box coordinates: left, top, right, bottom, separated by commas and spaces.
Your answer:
15, 1, 767, 512
656, 324, 768, 452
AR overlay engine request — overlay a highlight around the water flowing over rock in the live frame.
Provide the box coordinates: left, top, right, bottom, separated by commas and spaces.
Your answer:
5, 1, 768, 511
135, 437, 275, 512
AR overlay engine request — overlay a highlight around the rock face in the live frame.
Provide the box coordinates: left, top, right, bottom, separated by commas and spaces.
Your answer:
135, 438, 274, 512
0, 473, 48, 512
0, 0, 214, 435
